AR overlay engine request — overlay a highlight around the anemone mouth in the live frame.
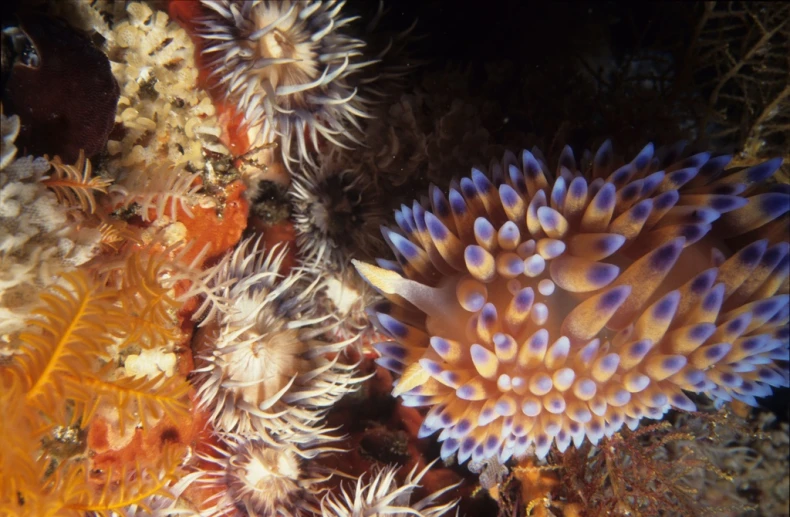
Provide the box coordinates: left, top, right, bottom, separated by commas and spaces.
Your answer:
314, 174, 367, 241
354, 141, 789, 464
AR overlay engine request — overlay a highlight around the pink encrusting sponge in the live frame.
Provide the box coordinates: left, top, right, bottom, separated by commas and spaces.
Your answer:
352, 141, 790, 464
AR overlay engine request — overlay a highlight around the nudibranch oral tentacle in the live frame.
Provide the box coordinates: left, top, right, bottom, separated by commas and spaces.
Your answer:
354, 141, 789, 464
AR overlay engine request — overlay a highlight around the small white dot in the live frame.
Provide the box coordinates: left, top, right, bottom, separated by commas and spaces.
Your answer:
531, 302, 549, 325
538, 279, 555, 296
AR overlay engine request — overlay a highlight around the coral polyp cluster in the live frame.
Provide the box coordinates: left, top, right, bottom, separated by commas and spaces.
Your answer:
196, 0, 373, 167
354, 142, 789, 463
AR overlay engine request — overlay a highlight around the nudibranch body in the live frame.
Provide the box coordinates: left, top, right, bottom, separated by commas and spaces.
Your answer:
354, 141, 790, 464
196, 0, 374, 168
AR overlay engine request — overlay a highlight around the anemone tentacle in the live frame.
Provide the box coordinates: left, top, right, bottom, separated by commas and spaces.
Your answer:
354, 141, 789, 464
319, 461, 460, 517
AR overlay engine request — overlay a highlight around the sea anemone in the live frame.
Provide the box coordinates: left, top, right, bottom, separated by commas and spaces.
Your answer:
319, 462, 459, 517
352, 141, 789, 464
197, 434, 334, 517
291, 161, 387, 271
195, 0, 374, 168
297, 265, 382, 346
193, 236, 364, 444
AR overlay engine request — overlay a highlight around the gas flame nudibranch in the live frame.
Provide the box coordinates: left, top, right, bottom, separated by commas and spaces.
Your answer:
353, 141, 790, 464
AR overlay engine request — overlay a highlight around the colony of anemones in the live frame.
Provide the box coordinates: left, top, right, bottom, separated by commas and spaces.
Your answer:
196, 0, 374, 168
354, 141, 789, 463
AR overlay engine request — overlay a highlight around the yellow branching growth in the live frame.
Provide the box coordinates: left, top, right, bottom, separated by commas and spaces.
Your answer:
44, 151, 113, 214
116, 251, 184, 349
16, 271, 123, 420
14, 266, 191, 429
63, 445, 184, 516
1, 444, 185, 517
97, 217, 142, 254
0, 375, 46, 513
66, 368, 191, 434
2, 253, 194, 516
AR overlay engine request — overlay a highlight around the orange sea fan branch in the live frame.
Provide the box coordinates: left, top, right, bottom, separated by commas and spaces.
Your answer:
66, 369, 192, 434
43, 151, 112, 214
63, 445, 184, 516
0, 374, 48, 513
17, 271, 122, 416
115, 251, 184, 349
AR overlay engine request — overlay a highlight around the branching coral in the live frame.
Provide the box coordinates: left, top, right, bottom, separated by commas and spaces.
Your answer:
195, 0, 375, 169
112, 162, 210, 223
548, 409, 764, 516
0, 116, 105, 349
44, 151, 113, 214
193, 236, 365, 445
353, 141, 789, 465
319, 462, 460, 517
654, 407, 790, 516
691, 2, 790, 162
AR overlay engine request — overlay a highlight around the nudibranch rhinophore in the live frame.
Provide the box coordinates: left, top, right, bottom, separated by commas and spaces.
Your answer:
353, 141, 790, 464
196, 0, 375, 168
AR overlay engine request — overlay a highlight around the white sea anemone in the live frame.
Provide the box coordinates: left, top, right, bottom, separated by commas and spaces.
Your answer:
291, 161, 387, 271
196, 0, 375, 168
192, 236, 364, 444
198, 435, 335, 517
319, 462, 460, 517
297, 265, 383, 347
